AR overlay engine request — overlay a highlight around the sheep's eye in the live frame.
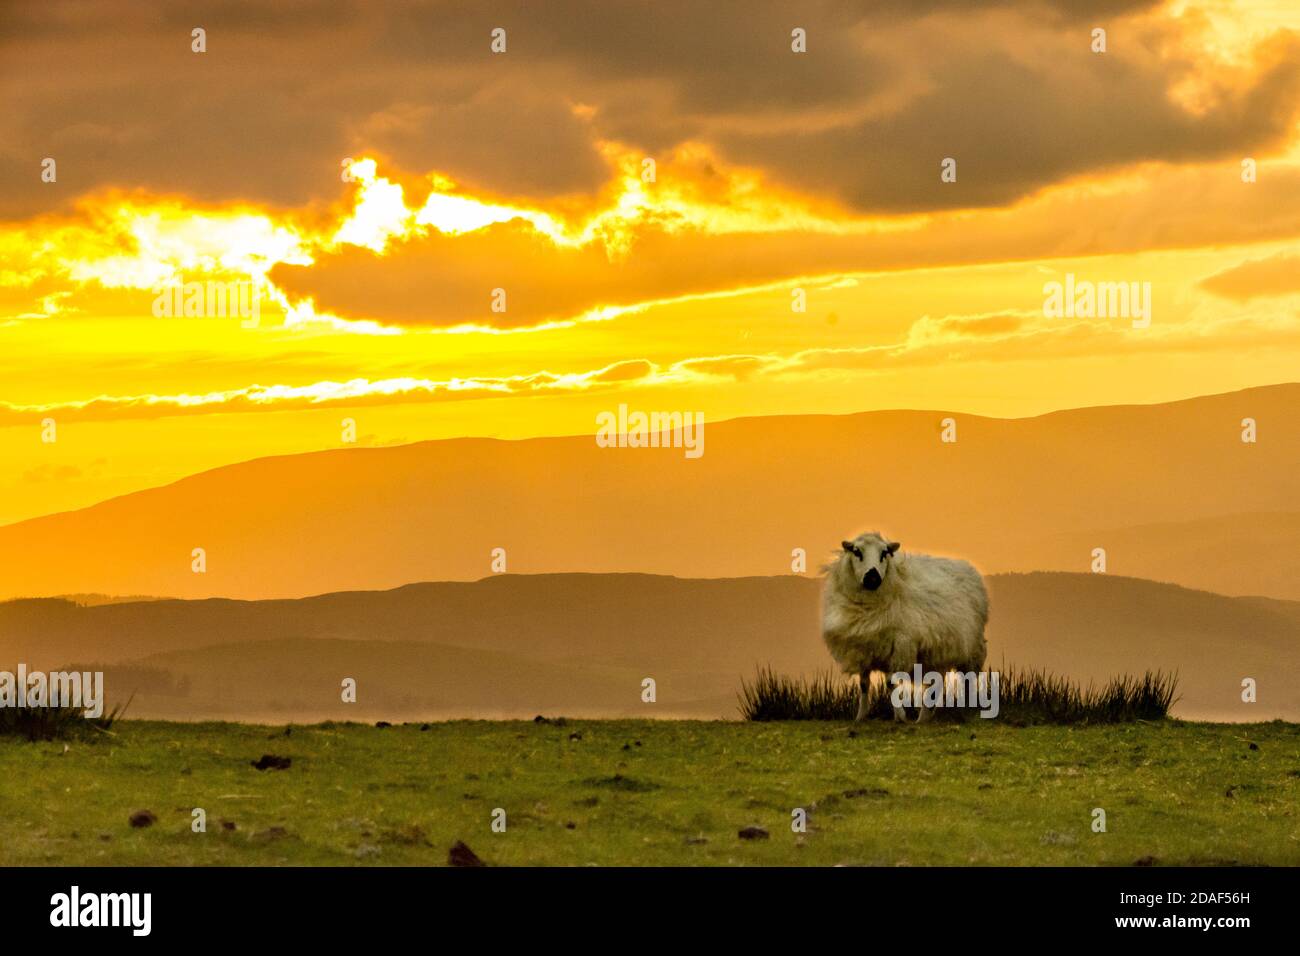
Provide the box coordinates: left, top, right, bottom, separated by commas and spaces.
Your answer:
849, 546, 863, 559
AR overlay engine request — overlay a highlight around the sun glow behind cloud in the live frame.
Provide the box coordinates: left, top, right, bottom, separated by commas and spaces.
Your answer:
0, 145, 874, 338
0, 143, 909, 339
332, 144, 895, 260
4, 0, 1300, 526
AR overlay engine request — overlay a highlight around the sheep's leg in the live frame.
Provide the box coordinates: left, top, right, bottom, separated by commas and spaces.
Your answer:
913, 671, 942, 723
890, 675, 909, 722
887, 656, 914, 721
854, 670, 872, 722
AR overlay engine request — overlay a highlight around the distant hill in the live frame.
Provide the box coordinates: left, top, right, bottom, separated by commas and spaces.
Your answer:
54, 594, 169, 607
0, 385, 1295, 601
4, 571, 1294, 722
1012, 511, 1300, 599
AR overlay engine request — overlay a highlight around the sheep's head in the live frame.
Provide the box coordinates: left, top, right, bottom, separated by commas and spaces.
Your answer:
840, 533, 901, 592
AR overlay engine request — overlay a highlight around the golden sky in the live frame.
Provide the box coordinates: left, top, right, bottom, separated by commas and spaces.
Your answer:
2, 0, 1300, 524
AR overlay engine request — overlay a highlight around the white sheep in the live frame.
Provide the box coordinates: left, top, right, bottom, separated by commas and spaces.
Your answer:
822, 532, 988, 722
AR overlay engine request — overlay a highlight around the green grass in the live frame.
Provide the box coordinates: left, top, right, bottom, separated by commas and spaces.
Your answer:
738, 666, 1179, 723
1, 719, 1296, 866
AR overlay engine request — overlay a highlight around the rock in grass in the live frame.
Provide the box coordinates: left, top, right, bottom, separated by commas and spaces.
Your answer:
738, 826, 769, 840
581, 774, 659, 792
448, 840, 486, 867
128, 809, 156, 828
251, 754, 292, 771
375, 721, 392, 728
843, 787, 890, 799
382, 823, 429, 846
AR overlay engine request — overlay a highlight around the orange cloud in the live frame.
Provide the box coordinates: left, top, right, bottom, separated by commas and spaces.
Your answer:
1200, 252, 1300, 301
10, 305, 1297, 425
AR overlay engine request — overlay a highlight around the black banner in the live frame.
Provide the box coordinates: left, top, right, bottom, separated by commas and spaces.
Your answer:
0, 865, 1282, 941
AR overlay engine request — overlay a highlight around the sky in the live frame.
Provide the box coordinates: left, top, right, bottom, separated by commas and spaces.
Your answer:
2, 0, 1299, 524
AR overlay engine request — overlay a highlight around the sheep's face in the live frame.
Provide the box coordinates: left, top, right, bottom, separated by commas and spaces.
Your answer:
841, 534, 901, 592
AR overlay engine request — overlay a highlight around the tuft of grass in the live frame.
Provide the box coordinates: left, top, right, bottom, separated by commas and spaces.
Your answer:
736, 668, 859, 721
738, 665, 1178, 724
994, 666, 1178, 724
0, 697, 129, 742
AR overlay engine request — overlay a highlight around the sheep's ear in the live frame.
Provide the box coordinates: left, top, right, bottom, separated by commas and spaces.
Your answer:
886, 541, 901, 555
841, 540, 855, 552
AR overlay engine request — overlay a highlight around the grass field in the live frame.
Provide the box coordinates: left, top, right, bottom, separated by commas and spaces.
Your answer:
1, 719, 1297, 866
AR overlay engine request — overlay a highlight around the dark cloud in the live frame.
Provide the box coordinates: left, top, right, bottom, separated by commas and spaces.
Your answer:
1, 0, 1296, 221
715, 28, 1300, 212
269, 160, 1300, 330
354, 83, 606, 198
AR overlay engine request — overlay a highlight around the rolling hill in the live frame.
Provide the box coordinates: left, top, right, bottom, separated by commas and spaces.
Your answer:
3, 571, 1295, 721
0, 384, 1295, 601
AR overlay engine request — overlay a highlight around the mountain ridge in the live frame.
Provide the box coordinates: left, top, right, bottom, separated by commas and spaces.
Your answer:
0, 384, 1294, 600
3, 571, 1295, 722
